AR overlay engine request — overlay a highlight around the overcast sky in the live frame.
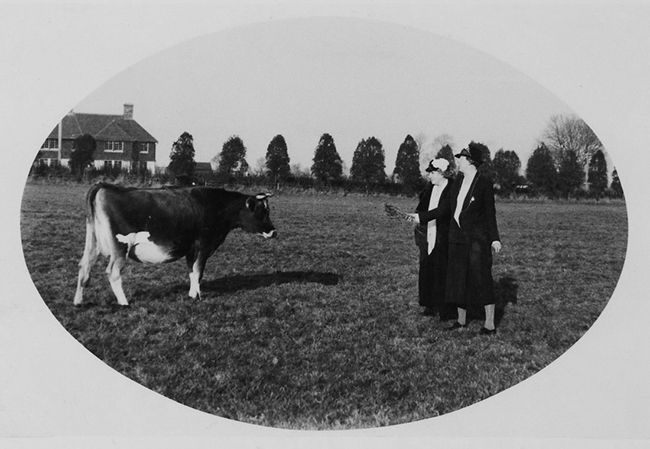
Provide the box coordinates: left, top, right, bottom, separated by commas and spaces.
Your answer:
71, 17, 575, 174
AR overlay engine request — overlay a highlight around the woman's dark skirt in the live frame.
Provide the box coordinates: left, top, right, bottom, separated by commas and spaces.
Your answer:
418, 246, 447, 308
418, 246, 456, 319
445, 237, 495, 307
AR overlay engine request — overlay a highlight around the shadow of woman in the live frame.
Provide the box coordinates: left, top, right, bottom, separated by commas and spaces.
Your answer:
466, 275, 519, 325
494, 276, 519, 326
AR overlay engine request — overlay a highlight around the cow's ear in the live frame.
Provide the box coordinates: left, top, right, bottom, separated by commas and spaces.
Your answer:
246, 197, 256, 212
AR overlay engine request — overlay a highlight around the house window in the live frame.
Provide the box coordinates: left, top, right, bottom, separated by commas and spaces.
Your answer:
103, 160, 122, 170
104, 141, 124, 152
140, 142, 150, 154
41, 139, 58, 149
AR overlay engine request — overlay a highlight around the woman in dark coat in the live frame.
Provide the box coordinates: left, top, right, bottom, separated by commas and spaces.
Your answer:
408, 158, 455, 320
445, 144, 502, 335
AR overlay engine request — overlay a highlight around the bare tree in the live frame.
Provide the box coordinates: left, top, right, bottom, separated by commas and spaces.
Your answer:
291, 163, 310, 177
413, 132, 428, 168
252, 157, 267, 177
210, 153, 220, 172
413, 132, 427, 152
420, 133, 454, 169
542, 114, 603, 172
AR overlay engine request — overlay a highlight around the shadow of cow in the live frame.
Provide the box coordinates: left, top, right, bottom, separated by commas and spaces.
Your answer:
172, 270, 341, 296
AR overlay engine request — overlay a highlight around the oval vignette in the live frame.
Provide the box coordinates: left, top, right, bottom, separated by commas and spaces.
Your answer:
20, 17, 627, 430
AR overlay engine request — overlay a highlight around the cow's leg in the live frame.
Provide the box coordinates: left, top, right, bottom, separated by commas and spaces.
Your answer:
106, 253, 129, 306
186, 251, 208, 300
74, 221, 98, 305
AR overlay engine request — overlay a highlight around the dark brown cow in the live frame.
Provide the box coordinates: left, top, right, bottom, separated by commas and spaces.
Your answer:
73, 182, 276, 306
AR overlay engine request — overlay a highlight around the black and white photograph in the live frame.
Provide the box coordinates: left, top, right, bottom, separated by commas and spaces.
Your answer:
2, 2, 649, 448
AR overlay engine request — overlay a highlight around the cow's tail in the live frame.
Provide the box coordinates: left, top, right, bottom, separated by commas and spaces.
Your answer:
85, 182, 105, 223
73, 183, 104, 305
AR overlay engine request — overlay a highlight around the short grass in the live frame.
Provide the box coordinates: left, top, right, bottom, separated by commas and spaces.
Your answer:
20, 182, 627, 429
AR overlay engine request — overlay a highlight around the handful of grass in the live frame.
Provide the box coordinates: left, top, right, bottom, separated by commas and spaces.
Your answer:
384, 203, 414, 222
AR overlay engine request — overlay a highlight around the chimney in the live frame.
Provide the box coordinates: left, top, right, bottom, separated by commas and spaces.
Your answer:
123, 103, 134, 120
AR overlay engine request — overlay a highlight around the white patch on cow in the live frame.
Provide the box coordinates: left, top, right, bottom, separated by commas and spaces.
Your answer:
188, 259, 202, 299
132, 241, 174, 264
104, 252, 129, 306
115, 231, 172, 263
116, 231, 151, 246
188, 271, 201, 299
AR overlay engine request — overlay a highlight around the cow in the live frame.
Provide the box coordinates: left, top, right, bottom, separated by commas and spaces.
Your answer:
73, 182, 276, 306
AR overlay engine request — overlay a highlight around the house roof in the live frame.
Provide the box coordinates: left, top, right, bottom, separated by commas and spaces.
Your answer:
47, 112, 157, 143
194, 162, 214, 173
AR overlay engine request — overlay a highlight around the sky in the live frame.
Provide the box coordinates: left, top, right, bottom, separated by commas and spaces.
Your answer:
71, 17, 575, 175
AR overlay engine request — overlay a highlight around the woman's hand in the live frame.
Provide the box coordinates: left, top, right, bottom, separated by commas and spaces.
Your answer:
406, 213, 420, 224
491, 241, 502, 254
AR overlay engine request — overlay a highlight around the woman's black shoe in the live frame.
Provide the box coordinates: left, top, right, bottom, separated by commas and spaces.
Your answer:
422, 308, 436, 317
479, 327, 496, 336
445, 322, 467, 331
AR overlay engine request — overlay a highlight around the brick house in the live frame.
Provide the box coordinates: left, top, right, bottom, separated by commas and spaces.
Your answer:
37, 103, 157, 173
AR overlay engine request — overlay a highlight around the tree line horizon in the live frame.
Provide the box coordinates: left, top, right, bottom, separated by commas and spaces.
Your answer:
168, 113, 621, 199
35, 113, 623, 199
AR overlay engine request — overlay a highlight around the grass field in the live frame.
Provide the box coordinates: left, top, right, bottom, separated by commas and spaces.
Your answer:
20, 182, 627, 429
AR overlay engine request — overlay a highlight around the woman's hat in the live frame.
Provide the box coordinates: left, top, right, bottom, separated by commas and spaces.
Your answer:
454, 146, 483, 165
425, 158, 450, 173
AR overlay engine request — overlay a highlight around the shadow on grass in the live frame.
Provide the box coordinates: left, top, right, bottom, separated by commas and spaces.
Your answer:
176, 270, 341, 295
494, 276, 519, 326
467, 275, 519, 326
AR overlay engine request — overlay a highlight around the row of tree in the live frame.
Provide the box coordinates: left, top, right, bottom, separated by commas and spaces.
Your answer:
166, 113, 622, 198
32, 113, 622, 199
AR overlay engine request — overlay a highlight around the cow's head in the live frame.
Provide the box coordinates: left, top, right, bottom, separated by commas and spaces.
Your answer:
240, 193, 277, 238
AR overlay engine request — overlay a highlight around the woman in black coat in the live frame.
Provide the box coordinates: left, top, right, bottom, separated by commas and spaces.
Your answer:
408, 158, 456, 320
445, 144, 502, 335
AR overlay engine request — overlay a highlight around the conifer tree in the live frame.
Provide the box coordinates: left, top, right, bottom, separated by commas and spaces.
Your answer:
393, 134, 422, 190
587, 150, 608, 199
557, 149, 584, 198
217, 135, 248, 178
492, 149, 521, 195
168, 131, 196, 178
526, 143, 558, 197
70, 134, 96, 176
266, 134, 291, 185
311, 133, 343, 184
350, 136, 386, 191
610, 169, 623, 198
